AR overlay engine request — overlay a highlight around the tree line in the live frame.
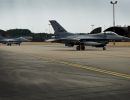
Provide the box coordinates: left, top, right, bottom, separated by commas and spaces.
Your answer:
0, 29, 53, 42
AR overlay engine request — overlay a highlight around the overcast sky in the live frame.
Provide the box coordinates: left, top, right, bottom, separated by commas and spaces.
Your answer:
0, 0, 130, 33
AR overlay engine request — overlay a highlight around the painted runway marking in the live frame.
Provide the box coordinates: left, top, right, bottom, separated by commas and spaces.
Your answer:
40, 57, 130, 79
59, 61, 130, 79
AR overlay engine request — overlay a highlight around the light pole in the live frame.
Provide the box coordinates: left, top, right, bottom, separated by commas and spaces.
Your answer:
110, 1, 117, 27
91, 25, 94, 30
110, 1, 117, 46
48, 24, 51, 34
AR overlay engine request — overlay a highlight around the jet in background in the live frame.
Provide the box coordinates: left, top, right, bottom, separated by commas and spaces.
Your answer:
48, 20, 130, 51
0, 35, 30, 46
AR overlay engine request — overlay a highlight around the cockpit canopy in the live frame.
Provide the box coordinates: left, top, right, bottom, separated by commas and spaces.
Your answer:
104, 31, 118, 36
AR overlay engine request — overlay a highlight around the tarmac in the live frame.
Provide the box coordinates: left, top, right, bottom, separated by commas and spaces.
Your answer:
0, 42, 130, 100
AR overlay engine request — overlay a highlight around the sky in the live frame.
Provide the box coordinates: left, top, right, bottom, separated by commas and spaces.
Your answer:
0, 0, 130, 33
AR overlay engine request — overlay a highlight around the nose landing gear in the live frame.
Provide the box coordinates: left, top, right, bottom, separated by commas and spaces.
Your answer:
103, 46, 106, 50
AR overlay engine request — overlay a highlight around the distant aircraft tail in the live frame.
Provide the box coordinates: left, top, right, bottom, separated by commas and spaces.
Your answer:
49, 20, 67, 33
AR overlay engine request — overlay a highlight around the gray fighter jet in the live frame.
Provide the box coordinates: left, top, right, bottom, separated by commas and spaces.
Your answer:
49, 20, 130, 50
0, 35, 29, 46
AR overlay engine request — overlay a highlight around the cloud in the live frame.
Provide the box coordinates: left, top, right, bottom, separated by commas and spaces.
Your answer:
0, 0, 129, 32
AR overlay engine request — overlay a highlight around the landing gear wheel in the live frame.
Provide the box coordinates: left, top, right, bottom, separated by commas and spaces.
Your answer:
81, 45, 85, 51
103, 47, 106, 50
76, 45, 80, 51
7, 43, 11, 46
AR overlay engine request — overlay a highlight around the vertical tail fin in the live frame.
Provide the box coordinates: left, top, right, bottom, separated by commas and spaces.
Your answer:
49, 20, 67, 33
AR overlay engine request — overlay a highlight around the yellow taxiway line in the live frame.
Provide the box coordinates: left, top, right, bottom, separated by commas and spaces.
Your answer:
38, 56, 130, 79
59, 61, 130, 79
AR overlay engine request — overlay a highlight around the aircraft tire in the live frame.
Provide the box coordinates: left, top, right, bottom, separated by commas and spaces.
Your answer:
76, 46, 80, 51
81, 45, 85, 51
103, 47, 106, 50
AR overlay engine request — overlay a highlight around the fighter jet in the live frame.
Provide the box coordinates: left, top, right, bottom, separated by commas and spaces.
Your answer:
0, 35, 30, 46
49, 20, 130, 51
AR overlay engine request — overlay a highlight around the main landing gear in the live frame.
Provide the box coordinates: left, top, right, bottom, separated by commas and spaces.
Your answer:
103, 46, 106, 50
76, 44, 85, 51
76, 45, 106, 51
7, 43, 12, 46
